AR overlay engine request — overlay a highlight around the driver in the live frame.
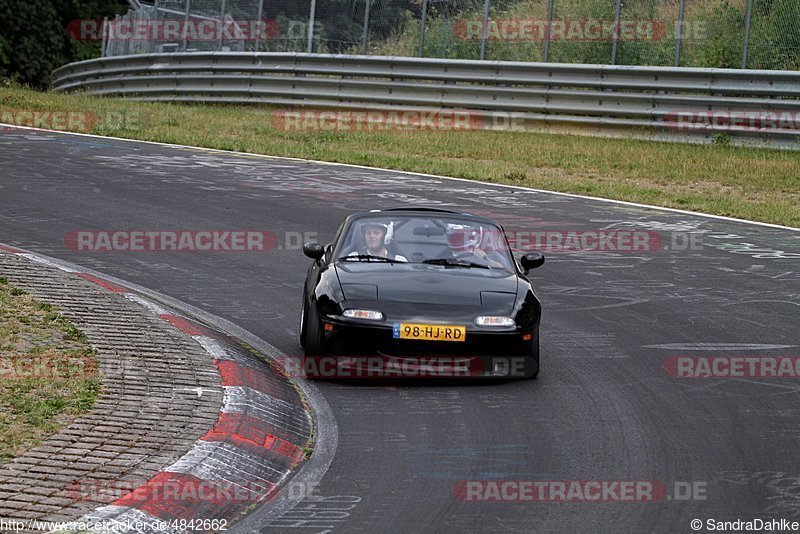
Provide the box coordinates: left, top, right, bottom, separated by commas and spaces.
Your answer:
350, 221, 407, 261
446, 223, 506, 268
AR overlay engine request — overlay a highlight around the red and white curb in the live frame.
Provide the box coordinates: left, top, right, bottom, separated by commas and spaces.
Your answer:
1, 245, 314, 533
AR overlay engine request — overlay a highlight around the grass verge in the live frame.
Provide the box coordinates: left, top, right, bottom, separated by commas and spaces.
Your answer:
0, 277, 100, 464
2, 86, 799, 227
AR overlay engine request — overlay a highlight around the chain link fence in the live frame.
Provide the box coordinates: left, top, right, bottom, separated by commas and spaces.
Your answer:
99, 0, 799, 69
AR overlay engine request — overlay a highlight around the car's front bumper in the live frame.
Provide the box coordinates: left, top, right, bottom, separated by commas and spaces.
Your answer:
312, 317, 538, 378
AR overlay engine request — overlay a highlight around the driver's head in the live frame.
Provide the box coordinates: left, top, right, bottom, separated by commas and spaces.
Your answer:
362, 222, 387, 251
446, 224, 482, 252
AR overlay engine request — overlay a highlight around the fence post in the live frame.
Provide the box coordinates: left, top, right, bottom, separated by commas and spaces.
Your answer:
135, 8, 141, 54
361, 0, 372, 54
128, 9, 133, 55
112, 14, 120, 57
101, 17, 108, 57
543, 0, 553, 62
182, 0, 191, 52
218, 0, 226, 50
674, 0, 685, 66
741, 0, 753, 69
479, 0, 490, 60
418, 0, 429, 57
153, 0, 162, 52
255, 0, 264, 51
610, 0, 622, 64
307, 0, 317, 53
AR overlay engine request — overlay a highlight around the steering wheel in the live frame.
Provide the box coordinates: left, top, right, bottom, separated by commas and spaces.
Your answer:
454, 251, 483, 261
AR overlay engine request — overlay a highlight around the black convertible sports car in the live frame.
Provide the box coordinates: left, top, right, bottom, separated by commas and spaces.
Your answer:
299, 207, 544, 379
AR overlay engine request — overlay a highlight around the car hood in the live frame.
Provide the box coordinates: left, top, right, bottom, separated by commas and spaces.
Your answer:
335, 263, 518, 312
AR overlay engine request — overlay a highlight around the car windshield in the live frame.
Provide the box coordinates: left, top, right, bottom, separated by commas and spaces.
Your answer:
336, 214, 515, 270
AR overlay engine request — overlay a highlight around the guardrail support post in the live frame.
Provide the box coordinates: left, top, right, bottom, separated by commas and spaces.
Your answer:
418, 0, 429, 57
742, 0, 753, 69
543, 0, 553, 62
610, 0, 622, 64
479, 0, 490, 60
674, 0, 685, 66
307, 0, 317, 53
361, 0, 372, 55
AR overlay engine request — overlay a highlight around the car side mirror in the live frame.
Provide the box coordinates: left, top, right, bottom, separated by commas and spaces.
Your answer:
303, 242, 325, 261
520, 252, 545, 273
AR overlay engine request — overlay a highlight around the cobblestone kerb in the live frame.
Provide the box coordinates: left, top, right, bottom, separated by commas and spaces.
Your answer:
0, 247, 313, 533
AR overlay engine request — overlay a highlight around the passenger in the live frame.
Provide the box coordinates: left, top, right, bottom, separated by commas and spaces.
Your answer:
350, 221, 407, 261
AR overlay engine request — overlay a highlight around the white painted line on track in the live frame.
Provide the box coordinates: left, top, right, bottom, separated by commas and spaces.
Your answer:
3, 123, 797, 232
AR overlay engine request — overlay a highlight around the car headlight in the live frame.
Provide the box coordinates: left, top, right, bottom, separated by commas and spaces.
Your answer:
475, 316, 515, 326
343, 309, 384, 321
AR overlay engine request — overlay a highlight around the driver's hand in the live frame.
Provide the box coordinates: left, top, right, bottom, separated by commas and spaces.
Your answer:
474, 247, 502, 268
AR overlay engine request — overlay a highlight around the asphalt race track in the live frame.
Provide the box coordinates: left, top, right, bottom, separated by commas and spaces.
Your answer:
2, 129, 800, 533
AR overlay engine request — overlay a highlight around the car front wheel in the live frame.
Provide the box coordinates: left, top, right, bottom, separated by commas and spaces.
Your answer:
524, 326, 540, 379
303, 299, 326, 357
299, 298, 308, 349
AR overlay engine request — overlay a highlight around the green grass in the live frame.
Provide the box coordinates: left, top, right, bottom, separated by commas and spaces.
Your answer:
0, 281, 100, 464
2, 85, 799, 227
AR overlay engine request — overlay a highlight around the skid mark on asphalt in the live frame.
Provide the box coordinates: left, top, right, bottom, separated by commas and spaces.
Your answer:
644, 343, 797, 351
599, 217, 800, 261
329, 389, 400, 416
260, 495, 363, 532
401, 444, 545, 480
540, 282, 653, 312
398, 390, 462, 414
546, 331, 622, 359
329, 389, 463, 416
716, 471, 800, 517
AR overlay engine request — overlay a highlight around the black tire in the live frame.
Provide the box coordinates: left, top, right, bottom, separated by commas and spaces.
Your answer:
304, 300, 326, 357
299, 297, 308, 349
526, 326, 540, 379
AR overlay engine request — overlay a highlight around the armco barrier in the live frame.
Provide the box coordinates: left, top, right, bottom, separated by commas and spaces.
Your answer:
52, 53, 800, 149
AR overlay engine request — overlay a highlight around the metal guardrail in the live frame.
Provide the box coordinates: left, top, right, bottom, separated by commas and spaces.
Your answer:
52, 53, 800, 149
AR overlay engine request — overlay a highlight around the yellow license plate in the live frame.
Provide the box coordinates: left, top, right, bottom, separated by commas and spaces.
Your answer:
393, 323, 466, 342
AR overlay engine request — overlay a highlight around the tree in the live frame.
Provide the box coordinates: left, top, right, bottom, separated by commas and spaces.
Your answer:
0, 0, 127, 88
